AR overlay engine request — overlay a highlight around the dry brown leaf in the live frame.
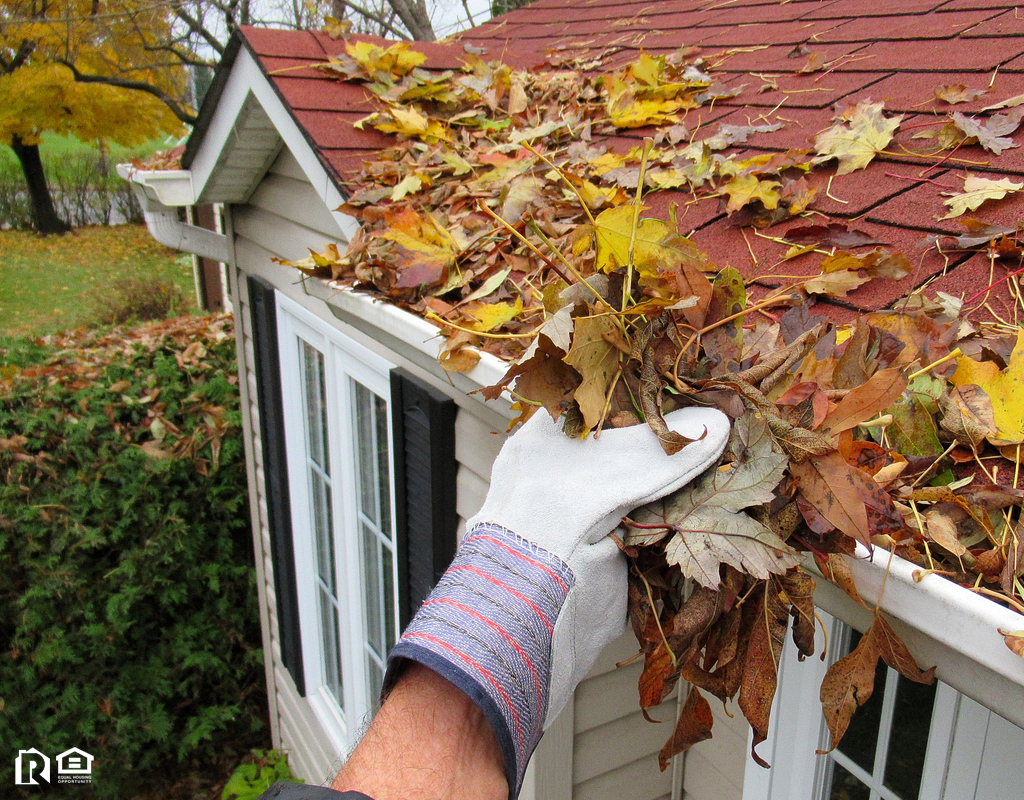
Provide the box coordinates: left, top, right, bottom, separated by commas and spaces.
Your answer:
739, 580, 789, 767
658, 686, 715, 770
791, 452, 871, 545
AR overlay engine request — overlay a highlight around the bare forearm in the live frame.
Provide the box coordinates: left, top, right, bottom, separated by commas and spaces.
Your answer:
331, 663, 507, 800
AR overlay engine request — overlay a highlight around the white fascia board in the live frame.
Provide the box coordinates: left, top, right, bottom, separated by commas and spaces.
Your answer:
188, 47, 360, 242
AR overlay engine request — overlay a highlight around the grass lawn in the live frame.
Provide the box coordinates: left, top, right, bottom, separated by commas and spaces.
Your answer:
0, 224, 195, 337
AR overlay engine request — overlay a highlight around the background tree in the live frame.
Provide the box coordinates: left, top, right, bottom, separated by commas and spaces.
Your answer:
0, 1, 188, 233
1, 0, 492, 234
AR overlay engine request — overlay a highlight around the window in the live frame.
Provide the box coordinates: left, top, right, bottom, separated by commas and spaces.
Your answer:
276, 294, 400, 750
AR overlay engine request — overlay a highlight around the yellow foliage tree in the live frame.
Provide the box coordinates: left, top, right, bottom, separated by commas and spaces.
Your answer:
0, 0, 191, 233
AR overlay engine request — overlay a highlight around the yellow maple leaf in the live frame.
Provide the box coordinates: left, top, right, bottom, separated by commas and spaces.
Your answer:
591, 205, 679, 277
720, 174, 781, 214
346, 40, 425, 79
461, 297, 524, 332
372, 105, 450, 143
939, 175, 1023, 220
814, 101, 903, 175
950, 329, 1024, 444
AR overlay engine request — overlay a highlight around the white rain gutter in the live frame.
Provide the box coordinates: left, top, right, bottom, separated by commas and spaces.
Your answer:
116, 165, 232, 264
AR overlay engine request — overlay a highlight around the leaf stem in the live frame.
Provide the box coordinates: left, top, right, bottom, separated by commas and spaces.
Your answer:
477, 200, 574, 282
624, 138, 654, 313
908, 347, 962, 380
424, 311, 543, 339
637, 569, 677, 670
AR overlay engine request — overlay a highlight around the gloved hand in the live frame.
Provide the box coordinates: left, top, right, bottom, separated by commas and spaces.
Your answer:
385, 406, 730, 799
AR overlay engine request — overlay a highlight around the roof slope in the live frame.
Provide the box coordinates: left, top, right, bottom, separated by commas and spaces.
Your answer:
232, 0, 1024, 319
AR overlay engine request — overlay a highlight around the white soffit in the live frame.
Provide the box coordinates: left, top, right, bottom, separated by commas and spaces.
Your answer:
189, 45, 360, 242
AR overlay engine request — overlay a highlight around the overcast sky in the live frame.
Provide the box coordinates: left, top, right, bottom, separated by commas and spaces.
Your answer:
431, 0, 496, 38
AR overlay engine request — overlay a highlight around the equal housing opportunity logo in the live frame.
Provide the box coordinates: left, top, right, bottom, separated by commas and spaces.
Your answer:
15, 747, 94, 786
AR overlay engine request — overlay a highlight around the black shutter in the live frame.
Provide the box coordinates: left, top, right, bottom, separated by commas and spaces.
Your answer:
247, 275, 305, 696
390, 369, 458, 629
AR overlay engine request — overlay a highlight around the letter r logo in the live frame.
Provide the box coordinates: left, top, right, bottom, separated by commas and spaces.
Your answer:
15, 749, 51, 785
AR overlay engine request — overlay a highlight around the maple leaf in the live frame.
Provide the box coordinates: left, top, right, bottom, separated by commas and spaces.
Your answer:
377, 207, 460, 290
940, 174, 1024, 220
935, 84, 987, 105
365, 104, 451, 143
332, 40, 427, 82
627, 414, 801, 588
950, 108, 1024, 155
813, 101, 903, 175
720, 173, 781, 215
950, 329, 1024, 444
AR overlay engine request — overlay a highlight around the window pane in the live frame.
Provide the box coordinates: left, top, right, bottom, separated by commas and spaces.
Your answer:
828, 762, 871, 800
368, 659, 384, 703
363, 522, 383, 658
311, 471, 335, 592
319, 587, 344, 706
375, 394, 391, 537
836, 633, 886, 774
355, 383, 379, 526
301, 342, 329, 471
884, 676, 937, 799
382, 545, 396, 650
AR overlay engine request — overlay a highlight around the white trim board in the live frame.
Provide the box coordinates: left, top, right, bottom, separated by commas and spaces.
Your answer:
188, 45, 360, 242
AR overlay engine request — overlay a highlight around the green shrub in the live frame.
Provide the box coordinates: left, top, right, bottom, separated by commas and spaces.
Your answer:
88, 274, 188, 326
0, 315, 264, 798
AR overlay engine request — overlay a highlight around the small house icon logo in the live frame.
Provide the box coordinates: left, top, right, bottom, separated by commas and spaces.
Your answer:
56, 747, 94, 784
14, 749, 50, 785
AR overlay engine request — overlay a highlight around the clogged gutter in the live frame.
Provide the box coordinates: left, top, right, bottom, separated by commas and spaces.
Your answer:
278, 36, 1024, 768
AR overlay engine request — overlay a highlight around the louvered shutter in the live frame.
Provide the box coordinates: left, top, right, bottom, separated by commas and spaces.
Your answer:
390, 369, 458, 628
247, 276, 305, 696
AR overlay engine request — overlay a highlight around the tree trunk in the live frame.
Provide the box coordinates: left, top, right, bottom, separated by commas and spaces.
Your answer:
10, 135, 72, 235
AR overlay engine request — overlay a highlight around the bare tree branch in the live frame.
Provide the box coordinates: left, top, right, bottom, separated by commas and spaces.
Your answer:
336, 0, 409, 39
170, 2, 227, 55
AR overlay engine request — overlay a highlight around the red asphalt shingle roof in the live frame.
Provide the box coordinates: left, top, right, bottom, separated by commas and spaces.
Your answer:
238, 0, 1024, 321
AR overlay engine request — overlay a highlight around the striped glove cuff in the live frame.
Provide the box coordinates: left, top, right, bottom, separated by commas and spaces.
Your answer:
385, 523, 574, 799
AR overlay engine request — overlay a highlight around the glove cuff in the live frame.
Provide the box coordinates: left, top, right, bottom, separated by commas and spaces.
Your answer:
384, 523, 574, 799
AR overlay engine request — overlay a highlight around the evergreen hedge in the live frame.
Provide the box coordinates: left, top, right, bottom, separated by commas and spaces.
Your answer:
0, 316, 265, 797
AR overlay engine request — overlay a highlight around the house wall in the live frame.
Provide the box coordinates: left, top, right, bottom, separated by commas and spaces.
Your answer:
227, 145, 738, 800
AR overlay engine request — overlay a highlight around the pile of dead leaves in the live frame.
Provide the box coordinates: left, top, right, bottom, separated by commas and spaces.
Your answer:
282, 38, 1024, 770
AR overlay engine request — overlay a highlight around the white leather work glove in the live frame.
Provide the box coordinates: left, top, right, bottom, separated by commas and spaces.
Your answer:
385, 406, 730, 799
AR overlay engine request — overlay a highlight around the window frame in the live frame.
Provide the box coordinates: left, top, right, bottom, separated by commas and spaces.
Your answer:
276, 293, 400, 752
